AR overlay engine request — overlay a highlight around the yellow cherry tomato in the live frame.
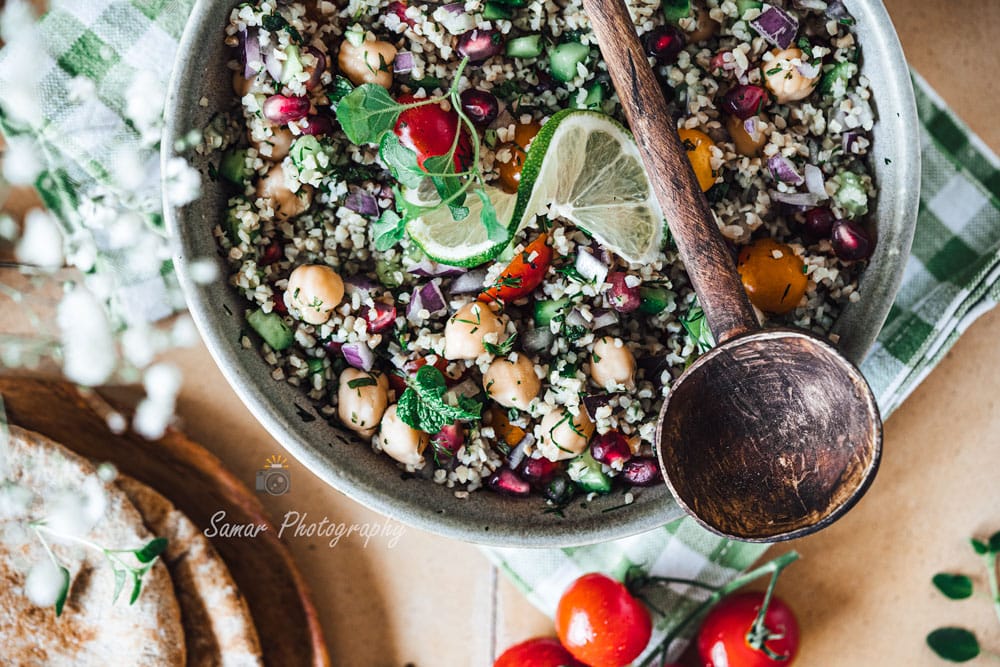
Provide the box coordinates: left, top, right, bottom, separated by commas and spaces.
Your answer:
678, 128, 717, 192
737, 238, 808, 315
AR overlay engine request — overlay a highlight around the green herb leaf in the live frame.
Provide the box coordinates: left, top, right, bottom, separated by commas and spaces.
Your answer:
423, 153, 467, 210
261, 13, 302, 43
134, 537, 168, 564
129, 572, 143, 605
112, 567, 127, 603
932, 573, 974, 600
680, 302, 715, 354
54, 566, 70, 616
396, 365, 482, 434
348, 376, 378, 389
372, 209, 406, 251
476, 187, 508, 242
336, 84, 405, 145
926, 628, 979, 662
484, 333, 517, 356
379, 133, 426, 190
328, 76, 356, 106
971, 538, 989, 555
988, 530, 1000, 553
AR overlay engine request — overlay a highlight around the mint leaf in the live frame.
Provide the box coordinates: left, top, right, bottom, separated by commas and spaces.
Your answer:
55, 566, 70, 617
134, 537, 168, 564
680, 302, 715, 354
926, 628, 979, 662
372, 210, 405, 251
336, 84, 404, 144
328, 76, 355, 106
379, 133, 425, 190
476, 187, 508, 242
129, 572, 143, 605
396, 366, 482, 434
971, 538, 989, 555
989, 530, 1000, 553
423, 153, 466, 210
932, 573, 974, 600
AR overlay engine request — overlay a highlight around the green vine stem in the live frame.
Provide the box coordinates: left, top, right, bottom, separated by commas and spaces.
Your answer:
983, 550, 1000, 626
632, 550, 800, 667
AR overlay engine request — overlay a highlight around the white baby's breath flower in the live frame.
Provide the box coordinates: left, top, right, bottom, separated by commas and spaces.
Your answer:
0, 482, 32, 519
133, 363, 183, 439
25, 559, 65, 608
170, 315, 199, 347
96, 462, 118, 483
15, 209, 64, 270
66, 75, 97, 103
1, 136, 43, 186
125, 70, 166, 142
163, 156, 202, 206
46, 480, 107, 538
189, 257, 220, 284
121, 322, 157, 368
57, 286, 116, 386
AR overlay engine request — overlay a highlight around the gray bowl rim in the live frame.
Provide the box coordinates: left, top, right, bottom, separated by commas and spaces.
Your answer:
162, 0, 919, 547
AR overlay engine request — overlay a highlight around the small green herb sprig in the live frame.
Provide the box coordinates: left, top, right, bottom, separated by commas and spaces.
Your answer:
680, 302, 715, 356
332, 59, 507, 251
926, 530, 1000, 662
31, 522, 168, 616
396, 365, 482, 434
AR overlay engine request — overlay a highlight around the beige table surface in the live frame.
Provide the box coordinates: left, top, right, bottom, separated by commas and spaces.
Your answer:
3, 1, 1000, 665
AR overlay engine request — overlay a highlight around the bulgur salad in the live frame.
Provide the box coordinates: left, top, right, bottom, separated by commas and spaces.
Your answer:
211, 0, 877, 503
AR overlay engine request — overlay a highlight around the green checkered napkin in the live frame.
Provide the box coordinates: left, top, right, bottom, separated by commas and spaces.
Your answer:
4, 2, 1000, 662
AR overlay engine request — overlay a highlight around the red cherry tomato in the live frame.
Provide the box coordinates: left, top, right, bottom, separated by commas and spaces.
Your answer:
555, 573, 653, 667
479, 234, 553, 304
494, 637, 587, 667
394, 94, 473, 171
697, 592, 799, 667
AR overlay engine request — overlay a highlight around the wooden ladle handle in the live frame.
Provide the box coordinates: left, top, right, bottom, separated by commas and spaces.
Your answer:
582, 0, 758, 343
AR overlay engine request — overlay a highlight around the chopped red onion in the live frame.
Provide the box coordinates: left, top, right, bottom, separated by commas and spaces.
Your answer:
344, 190, 379, 217
341, 343, 374, 371
842, 130, 861, 154
768, 155, 804, 186
803, 164, 828, 198
418, 281, 447, 316
744, 117, 762, 142
575, 248, 608, 286
263, 95, 310, 124
344, 275, 376, 295
770, 190, 824, 207
406, 287, 423, 324
304, 47, 326, 91
582, 394, 612, 421
448, 269, 487, 295
264, 48, 284, 81
591, 309, 619, 330
239, 28, 262, 79
442, 2, 465, 12
565, 308, 590, 329
824, 0, 851, 20
522, 327, 553, 353
750, 7, 799, 49
408, 259, 466, 278
506, 434, 532, 470
796, 61, 821, 79
300, 115, 334, 137
792, 0, 828, 10
447, 378, 481, 400
394, 51, 415, 74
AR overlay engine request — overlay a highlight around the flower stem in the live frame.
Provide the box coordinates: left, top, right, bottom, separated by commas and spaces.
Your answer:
983, 551, 1000, 626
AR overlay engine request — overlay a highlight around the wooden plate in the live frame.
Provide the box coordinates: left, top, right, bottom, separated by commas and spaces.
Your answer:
0, 377, 330, 667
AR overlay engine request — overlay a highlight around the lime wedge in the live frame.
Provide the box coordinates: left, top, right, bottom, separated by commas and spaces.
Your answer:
511, 109, 666, 264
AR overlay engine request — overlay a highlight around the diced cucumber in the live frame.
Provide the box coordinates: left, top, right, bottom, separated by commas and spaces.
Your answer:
662, 0, 691, 22
506, 34, 543, 59
281, 44, 303, 85
491, 0, 528, 6
819, 61, 858, 98
534, 298, 570, 326
289, 135, 323, 170
549, 42, 590, 83
638, 286, 671, 315
568, 451, 612, 494
225, 203, 259, 246
247, 308, 294, 351
571, 81, 606, 110
375, 256, 405, 288
736, 0, 763, 17
307, 357, 325, 374
219, 148, 252, 185
832, 172, 868, 218
483, 1, 512, 20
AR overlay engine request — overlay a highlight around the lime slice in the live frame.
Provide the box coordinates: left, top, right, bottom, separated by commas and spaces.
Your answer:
512, 109, 666, 264
406, 184, 518, 267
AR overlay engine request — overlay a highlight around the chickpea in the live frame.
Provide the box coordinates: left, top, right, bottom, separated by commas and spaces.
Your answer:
589, 336, 636, 390
726, 113, 767, 157
762, 48, 820, 105
483, 354, 541, 409
232, 71, 256, 97
256, 164, 313, 221
379, 404, 429, 467
687, 7, 721, 43
443, 301, 505, 360
535, 407, 594, 462
286, 264, 344, 324
338, 37, 397, 88
253, 126, 294, 162
677, 128, 717, 192
338, 369, 389, 437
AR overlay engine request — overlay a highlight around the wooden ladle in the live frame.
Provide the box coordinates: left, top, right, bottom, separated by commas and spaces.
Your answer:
583, 0, 882, 541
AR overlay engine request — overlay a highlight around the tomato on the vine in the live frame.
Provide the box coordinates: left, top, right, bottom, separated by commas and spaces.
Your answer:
479, 234, 553, 304
394, 94, 473, 171
555, 572, 652, 667
697, 592, 799, 667
493, 637, 586, 667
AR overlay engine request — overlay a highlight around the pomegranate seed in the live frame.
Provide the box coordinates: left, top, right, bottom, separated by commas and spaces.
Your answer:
644, 25, 685, 64
607, 272, 641, 313
544, 473, 577, 503
361, 302, 397, 333
710, 50, 734, 75
263, 95, 310, 124
388, 1, 416, 26
300, 114, 334, 136
533, 70, 556, 94
323, 339, 342, 354
304, 46, 326, 91
802, 207, 835, 239
590, 431, 632, 467
831, 220, 873, 261
457, 29, 504, 64
521, 456, 561, 485
259, 242, 283, 265
487, 467, 531, 496
622, 457, 662, 487
431, 423, 464, 466
459, 89, 499, 126
272, 292, 288, 316
721, 84, 768, 120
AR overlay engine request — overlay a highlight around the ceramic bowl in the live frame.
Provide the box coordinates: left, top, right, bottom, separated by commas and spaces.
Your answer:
163, 0, 919, 547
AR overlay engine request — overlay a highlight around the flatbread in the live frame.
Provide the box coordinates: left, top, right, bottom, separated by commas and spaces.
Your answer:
116, 476, 263, 667
0, 426, 186, 666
